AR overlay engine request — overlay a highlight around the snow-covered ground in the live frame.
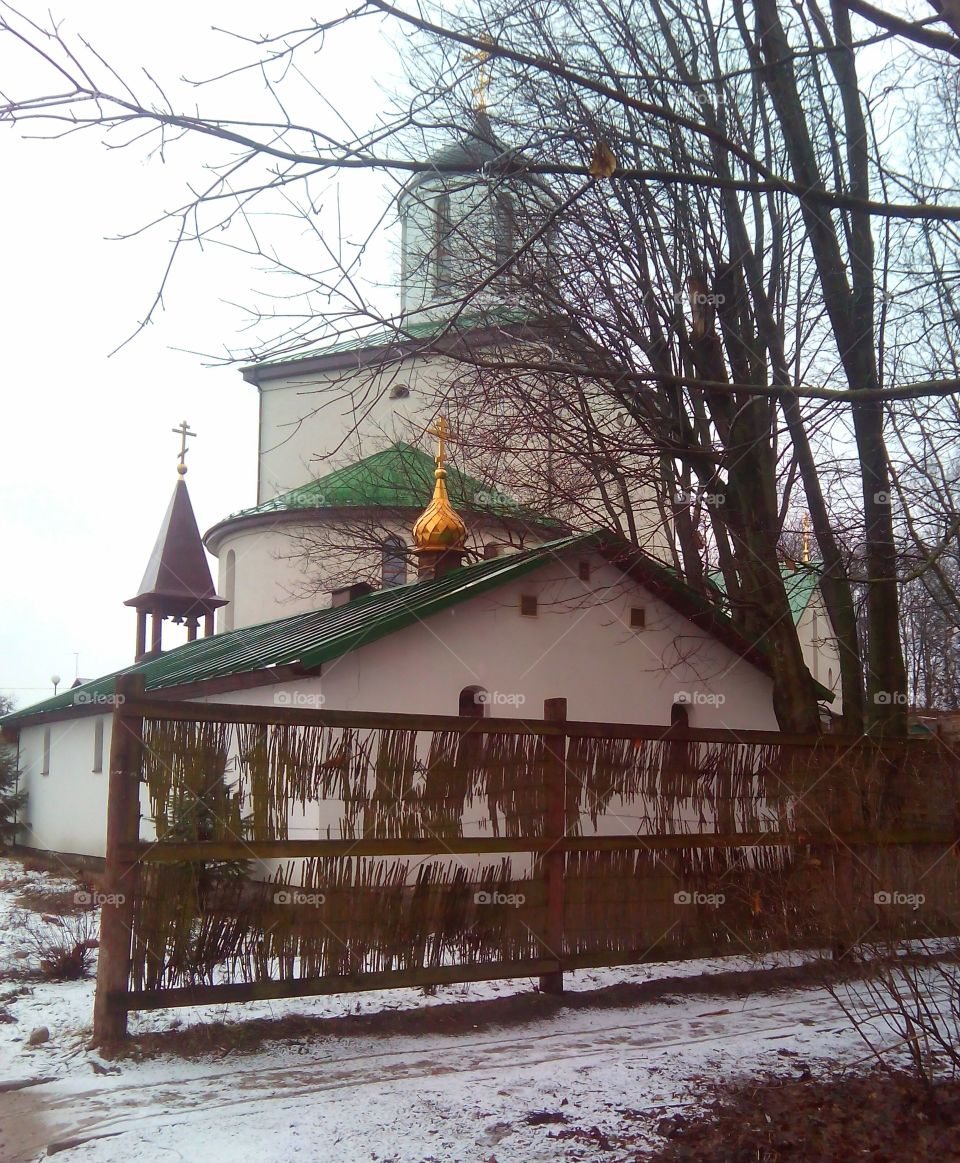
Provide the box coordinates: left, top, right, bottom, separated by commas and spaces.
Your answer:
0, 856, 915, 1162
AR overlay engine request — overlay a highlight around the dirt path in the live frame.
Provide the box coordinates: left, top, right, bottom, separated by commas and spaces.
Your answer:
1, 992, 843, 1161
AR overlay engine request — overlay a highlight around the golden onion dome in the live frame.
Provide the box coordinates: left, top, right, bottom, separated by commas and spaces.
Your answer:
413, 417, 467, 552
412, 465, 467, 550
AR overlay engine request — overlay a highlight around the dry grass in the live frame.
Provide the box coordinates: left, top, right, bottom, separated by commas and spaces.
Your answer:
12, 909, 98, 980
641, 1069, 960, 1161
14, 888, 94, 916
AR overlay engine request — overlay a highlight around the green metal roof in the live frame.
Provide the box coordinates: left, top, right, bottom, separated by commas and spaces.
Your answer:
3, 530, 803, 726
708, 563, 822, 625
781, 565, 822, 623
215, 443, 560, 529
246, 307, 540, 371
2, 535, 596, 723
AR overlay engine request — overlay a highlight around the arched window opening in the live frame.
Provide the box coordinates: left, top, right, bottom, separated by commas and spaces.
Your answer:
400, 206, 412, 293
671, 702, 690, 729
459, 686, 487, 717
224, 550, 236, 632
382, 537, 408, 589
494, 192, 516, 267
433, 192, 453, 294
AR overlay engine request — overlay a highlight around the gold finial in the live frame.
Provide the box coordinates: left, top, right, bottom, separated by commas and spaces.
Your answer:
802, 513, 811, 564
463, 34, 492, 113
413, 416, 467, 552
172, 420, 196, 477
426, 415, 450, 473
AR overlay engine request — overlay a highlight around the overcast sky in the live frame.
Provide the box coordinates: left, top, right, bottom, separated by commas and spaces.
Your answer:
0, 2, 403, 706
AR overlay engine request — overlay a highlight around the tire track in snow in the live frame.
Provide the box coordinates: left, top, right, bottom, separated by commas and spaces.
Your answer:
2, 993, 844, 1161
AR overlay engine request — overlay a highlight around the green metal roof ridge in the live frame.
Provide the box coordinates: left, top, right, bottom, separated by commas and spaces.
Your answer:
0, 668, 135, 723
246, 307, 542, 371
3, 531, 832, 725
212, 442, 562, 529
1, 534, 595, 724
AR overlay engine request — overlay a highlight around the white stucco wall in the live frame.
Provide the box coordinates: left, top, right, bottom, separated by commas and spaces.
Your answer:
797, 590, 843, 712
205, 553, 777, 728
205, 552, 778, 860
16, 714, 113, 859
17, 550, 778, 859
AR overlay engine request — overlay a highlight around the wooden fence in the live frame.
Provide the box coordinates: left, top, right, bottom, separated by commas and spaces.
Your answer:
92, 675, 960, 1041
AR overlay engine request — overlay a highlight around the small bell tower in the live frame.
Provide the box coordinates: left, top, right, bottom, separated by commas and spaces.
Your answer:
124, 422, 227, 660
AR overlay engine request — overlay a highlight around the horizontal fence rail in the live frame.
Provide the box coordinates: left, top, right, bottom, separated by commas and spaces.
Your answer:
121, 829, 958, 863
113, 695, 936, 747
91, 677, 960, 1042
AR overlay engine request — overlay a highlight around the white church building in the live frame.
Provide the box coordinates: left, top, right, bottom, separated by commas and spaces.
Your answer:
1, 113, 839, 863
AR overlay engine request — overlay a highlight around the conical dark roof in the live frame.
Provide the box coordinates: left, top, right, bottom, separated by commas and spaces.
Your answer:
125, 477, 225, 618
405, 111, 513, 191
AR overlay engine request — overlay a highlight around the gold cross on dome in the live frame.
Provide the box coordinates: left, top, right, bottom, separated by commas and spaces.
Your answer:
463, 34, 493, 113
172, 420, 196, 475
426, 416, 452, 469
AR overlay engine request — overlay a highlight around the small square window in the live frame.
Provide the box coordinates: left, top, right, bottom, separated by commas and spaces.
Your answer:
519, 594, 539, 617
630, 607, 646, 629
578, 561, 591, 581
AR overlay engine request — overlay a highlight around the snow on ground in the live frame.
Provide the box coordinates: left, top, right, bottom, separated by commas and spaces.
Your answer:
0, 856, 916, 1162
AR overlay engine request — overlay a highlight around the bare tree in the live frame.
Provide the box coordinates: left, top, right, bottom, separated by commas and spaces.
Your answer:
6, 2, 960, 732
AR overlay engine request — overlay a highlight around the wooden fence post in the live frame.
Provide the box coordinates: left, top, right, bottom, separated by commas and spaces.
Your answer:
93, 674, 145, 1045
539, 697, 567, 995
830, 778, 858, 960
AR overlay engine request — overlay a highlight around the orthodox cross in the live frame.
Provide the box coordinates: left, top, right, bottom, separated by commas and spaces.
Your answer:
172, 420, 196, 475
463, 35, 492, 113
426, 416, 452, 470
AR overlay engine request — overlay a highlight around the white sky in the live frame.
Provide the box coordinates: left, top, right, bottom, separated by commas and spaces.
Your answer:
0, 2, 406, 706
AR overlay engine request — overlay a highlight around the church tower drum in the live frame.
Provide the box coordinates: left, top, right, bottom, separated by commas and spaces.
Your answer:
397, 111, 543, 317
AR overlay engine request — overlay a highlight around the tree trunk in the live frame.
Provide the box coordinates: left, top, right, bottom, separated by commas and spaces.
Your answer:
754, 0, 908, 735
